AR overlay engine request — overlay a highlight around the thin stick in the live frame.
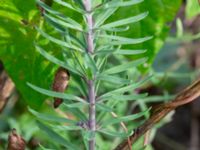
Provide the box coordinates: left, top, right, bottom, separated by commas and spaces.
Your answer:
111, 112, 132, 150
115, 78, 200, 150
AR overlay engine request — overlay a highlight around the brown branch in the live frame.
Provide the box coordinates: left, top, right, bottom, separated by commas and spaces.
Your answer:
0, 71, 15, 112
115, 78, 200, 150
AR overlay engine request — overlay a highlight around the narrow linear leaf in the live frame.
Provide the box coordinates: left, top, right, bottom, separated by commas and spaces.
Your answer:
142, 95, 175, 102
73, 0, 84, 9
99, 0, 144, 9
103, 58, 147, 74
83, 130, 95, 141
100, 12, 148, 29
96, 74, 130, 84
37, 1, 83, 32
63, 104, 87, 121
98, 34, 153, 45
114, 49, 147, 55
81, 131, 89, 150
44, 13, 83, 31
52, 125, 82, 131
45, 18, 85, 49
45, 15, 66, 32
36, 27, 83, 52
35, 45, 82, 76
96, 103, 113, 112
101, 108, 150, 127
37, 0, 60, 15
94, 7, 118, 28
103, 26, 130, 32
37, 121, 78, 150
112, 93, 148, 101
94, 49, 117, 56
27, 83, 87, 104
99, 93, 148, 102
53, 0, 82, 13
39, 145, 54, 150
84, 53, 98, 75
65, 102, 88, 108
98, 76, 151, 100
98, 129, 133, 138
29, 107, 76, 124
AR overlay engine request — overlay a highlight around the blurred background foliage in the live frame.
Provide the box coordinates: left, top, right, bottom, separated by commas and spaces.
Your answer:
0, 0, 200, 150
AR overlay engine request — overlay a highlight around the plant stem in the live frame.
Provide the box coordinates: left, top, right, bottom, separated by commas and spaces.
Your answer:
84, 0, 96, 150
88, 80, 96, 150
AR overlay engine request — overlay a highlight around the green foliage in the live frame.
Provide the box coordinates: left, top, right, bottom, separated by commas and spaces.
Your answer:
186, 0, 200, 19
0, 0, 181, 149
0, 0, 181, 108
24, 0, 181, 149
107, 0, 182, 68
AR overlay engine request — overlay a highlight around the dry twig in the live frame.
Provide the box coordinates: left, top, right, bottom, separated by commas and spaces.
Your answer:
115, 78, 200, 150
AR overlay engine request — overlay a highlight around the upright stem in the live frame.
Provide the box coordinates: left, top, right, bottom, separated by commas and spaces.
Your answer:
88, 80, 96, 150
84, 0, 96, 150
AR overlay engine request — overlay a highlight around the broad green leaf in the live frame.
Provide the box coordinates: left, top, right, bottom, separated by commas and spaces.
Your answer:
37, 121, 78, 150
27, 83, 87, 104
103, 58, 147, 74
98, 129, 133, 138
100, 12, 148, 29
0, 0, 57, 107
100, 109, 149, 127
29, 107, 76, 124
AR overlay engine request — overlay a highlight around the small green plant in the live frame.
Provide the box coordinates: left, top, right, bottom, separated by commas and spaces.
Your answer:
28, 0, 154, 149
